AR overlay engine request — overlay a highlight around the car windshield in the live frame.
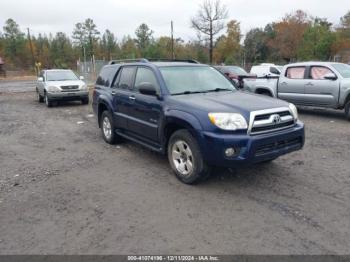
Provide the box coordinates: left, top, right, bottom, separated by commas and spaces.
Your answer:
46, 70, 79, 81
159, 66, 236, 95
332, 63, 350, 78
227, 66, 247, 75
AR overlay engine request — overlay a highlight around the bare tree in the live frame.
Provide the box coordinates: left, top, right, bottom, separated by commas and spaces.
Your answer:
191, 0, 228, 64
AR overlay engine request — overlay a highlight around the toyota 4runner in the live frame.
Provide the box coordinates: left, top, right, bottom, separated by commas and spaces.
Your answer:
92, 59, 305, 184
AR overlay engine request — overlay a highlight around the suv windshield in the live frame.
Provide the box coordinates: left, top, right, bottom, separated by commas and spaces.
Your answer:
332, 63, 350, 78
159, 66, 235, 95
46, 70, 79, 81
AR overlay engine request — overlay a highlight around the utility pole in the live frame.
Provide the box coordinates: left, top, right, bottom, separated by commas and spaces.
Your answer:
27, 28, 36, 74
171, 21, 175, 59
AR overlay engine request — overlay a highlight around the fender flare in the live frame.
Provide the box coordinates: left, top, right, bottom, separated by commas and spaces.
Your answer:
97, 96, 113, 127
161, 109, 203, 146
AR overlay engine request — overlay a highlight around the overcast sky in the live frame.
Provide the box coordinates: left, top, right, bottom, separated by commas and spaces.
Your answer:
0, 0, 348, 41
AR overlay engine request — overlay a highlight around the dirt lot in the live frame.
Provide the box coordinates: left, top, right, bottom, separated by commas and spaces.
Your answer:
0, 80, 349, 254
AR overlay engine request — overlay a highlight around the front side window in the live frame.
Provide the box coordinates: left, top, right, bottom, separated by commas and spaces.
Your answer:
159, 66, 235, 95
286, 67, 306, 79
46, 70, 78, 81
310, 66, 333, 80
118, 67, 136, 90
134, 67, 159, 92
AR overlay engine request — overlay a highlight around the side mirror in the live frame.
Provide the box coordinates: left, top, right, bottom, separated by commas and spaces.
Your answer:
323, 73, 337, 80
80, 76, 84, 80
138, 82, 158, 96
38, 77, 44, 82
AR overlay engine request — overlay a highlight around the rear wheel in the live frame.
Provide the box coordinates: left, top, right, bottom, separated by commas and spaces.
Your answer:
258, 91, 272, 97
168, 129, 211, 184
345, 101, 350, 121
100, 110, 120, 144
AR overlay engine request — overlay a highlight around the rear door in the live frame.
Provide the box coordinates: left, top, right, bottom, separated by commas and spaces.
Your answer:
112, 66, 137, 130
277, 66, 307, 105
126, 66, 162, 143
303, 66, 340, 108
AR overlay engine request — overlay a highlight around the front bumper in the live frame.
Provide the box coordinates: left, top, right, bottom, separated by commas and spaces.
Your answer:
47, 91, 89, 101
199, 121, 305, 167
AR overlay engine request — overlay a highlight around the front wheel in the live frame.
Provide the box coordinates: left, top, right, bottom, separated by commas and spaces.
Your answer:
37, 90, 44, 103
44, 93, 53, 107
81, 97, 89, 105
168, 129, 211, 184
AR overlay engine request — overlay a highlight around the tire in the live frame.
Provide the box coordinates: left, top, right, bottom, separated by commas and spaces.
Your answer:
100, 110, 119, 144
345, 101, 350, 121
37, 90, 44, 103
167, 129, 211, 184
44, 93, 53, 107
82, 97, 89, 105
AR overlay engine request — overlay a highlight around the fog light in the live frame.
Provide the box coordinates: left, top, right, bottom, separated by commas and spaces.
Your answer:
225, 147, 236, 157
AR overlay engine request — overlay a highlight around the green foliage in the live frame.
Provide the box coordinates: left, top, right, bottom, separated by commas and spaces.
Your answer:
297, 18, 335, 60
1, 9, 350, 71
135, 23, 154, 56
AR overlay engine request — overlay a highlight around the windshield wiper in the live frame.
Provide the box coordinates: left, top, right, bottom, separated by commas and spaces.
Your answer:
205, 88, 232, 92
172, 91, 207, 95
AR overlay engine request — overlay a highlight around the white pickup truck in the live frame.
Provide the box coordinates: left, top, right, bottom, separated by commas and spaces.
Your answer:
243, 62, 350, 120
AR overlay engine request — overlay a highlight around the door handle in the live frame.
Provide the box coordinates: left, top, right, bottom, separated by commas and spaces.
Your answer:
280, 82, 287, 85
305, 82, 314, 86
111, 91, 117, 96
129, 96, 136, 101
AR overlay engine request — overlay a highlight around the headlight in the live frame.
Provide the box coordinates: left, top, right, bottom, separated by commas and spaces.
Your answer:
208, 113, 248, 130
46, 86, 60, 92
289, 103, 298, 120
80, 84, 88, 91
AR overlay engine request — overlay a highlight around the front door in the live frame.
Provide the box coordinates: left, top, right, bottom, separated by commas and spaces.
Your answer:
127, 66, 162, 143
303, 66, 340, 108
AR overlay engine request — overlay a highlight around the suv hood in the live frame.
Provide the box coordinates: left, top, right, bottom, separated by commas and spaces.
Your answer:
168, 91, 290, 117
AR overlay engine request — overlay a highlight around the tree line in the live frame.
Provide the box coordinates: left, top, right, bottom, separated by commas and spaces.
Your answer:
0, 0, 349, 71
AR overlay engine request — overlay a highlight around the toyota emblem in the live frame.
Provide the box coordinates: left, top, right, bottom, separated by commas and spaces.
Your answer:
271, 114, 281, 124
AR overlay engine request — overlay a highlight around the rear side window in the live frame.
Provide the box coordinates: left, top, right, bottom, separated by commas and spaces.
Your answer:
134, 67, 159, 92
118, 67, 136, 90
96, 66, 118, 87
310, 66, 333, 80
286, 67, 305, 79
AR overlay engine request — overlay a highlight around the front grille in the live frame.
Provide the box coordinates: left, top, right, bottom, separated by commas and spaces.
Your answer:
255, 137, 302, 156
61, 85, 79, 90
254, 111, 291, 121
250, 110, 295, 135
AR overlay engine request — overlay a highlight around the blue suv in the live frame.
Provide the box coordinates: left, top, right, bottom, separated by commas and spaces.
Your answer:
92, 59, 305, 184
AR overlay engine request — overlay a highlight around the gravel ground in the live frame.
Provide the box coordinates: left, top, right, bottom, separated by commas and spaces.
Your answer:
0, 80, 349, 254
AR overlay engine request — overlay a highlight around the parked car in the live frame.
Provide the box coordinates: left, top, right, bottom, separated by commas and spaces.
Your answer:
250, 63, 283, 77
36, 69, 89, 107
92, 59, 305, 184
214, 65, 256, 88
244, 62, 350, 120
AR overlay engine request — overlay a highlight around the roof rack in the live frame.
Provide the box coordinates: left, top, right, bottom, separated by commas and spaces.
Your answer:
108, 58, 200, 65
147, 59, 200, 64
108, 59, 148, 65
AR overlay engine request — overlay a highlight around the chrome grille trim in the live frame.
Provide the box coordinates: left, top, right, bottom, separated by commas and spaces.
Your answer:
248, 107, 296, 135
